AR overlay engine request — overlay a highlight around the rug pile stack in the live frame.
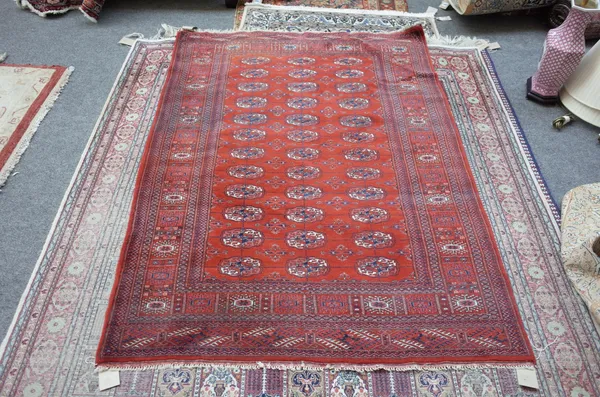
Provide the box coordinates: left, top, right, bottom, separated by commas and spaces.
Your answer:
1, 3, 599, 397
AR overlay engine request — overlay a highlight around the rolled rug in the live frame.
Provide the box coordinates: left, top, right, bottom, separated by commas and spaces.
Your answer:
447, 0, 553, 15
561, 183, 600, 332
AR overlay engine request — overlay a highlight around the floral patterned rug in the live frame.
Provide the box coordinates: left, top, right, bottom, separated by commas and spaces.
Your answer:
234, 0, 409, 29
0, 63, 72, 186
15, 0, 104, 21
0, 34, 598, 396
240, 3, 437, 37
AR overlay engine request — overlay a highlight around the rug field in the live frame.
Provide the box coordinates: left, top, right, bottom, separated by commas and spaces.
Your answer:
0, 37, 598, 396
0, 63, 72, 186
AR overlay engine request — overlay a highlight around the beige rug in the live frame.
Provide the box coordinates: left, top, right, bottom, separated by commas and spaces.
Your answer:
0, 61, 72, 186
562, 183, 600, 331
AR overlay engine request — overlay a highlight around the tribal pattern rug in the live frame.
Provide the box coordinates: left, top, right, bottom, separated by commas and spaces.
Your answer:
234, 0, 408, 29
96, 29, 533, 368
1, 38, 599, 396
0, 63, 72, 186
240, 4, 438, 38
16, 0, 104, 21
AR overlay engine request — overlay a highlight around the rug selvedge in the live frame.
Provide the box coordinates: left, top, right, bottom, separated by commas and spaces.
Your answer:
0, 38, 598, 396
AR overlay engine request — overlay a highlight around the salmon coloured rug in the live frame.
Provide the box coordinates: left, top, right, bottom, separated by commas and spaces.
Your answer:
1, 38, 598, 396
234, 0, 409, 29
0, 63, 72, 186
96, 28, 534, 370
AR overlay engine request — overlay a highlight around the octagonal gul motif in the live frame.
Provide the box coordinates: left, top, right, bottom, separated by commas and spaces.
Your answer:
287, 97, 318, 109
227, 165, 264, 179
336, 82, 367, 93
348, 187, 386, 201
232, 128, 266, 141
342, 131, 375, 143
241, 56, 270, 65
350, 207, 390, 223
356, 257, 399, 277
219, 257, 262, 277
285, 185, 323, 200
221, 229, 264, 248
233, 113, 268, 125
240, 69, 269, 78
346, 167, 381, 180
344, 148, 379, 162
223, 206, 264, 222
236, 97, 267, 108
287, 148, 320, 160
286, 230, 326, 249
285, 207, 325, 223
286, 166, 321, 180
353, 231, 394, 248
340, 115, 372, 128
287, 130, 319, 142
288, 57, 316, 65
335, 69, 364, 78
287, 257, 329, 278
338, 98, 370, 110
237, 82, 269, 92
289, 69, 317, 78
287, 82, 318, 92
225, 184, 265, 199
230, 147, 265, 159
286, 114, 319, 126
334, 57, 363, 66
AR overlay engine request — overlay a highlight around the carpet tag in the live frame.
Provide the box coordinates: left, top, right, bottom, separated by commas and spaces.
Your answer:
517, 368, 539, 389
488, 42, 501, 50
98, 370, 120, 391
436, 16, 452, 20
426, 6, 438, 14
439, 1, 450, 9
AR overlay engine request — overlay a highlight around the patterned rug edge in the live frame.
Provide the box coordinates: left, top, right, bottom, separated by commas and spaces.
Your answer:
0, 65, 74, 187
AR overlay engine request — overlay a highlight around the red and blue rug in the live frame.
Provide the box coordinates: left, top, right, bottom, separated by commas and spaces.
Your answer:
96, 28, 534, 369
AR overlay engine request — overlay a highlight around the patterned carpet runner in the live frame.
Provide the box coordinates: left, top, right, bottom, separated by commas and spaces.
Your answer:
1, 37, 597, 396
234, 0, 409, 29
0, 63, 72, 186
96, 28, 534, 369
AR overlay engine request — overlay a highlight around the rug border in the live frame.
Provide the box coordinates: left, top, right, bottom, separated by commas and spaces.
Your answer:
0, 42, 153, 360
0, 64, 73, 187
96, 28, 535, 370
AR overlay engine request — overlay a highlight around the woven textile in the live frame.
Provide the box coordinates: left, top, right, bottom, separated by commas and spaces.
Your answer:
0, 63, 71, 186
96, 29, 533, 369
16, 0, 104, 21
234, 0, 408, 29
240, 4, 439, 38
561, 183, 600, 331
1, 39, 598, 396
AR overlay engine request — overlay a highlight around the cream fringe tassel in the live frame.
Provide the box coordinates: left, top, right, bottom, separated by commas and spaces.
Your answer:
0, 66, 74, 187
97, 360, 535, 373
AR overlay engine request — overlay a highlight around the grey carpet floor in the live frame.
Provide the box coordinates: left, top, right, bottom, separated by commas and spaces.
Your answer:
0, 0, 598, 342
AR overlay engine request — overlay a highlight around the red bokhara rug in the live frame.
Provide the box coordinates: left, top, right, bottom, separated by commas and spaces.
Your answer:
97, 28, 534, 369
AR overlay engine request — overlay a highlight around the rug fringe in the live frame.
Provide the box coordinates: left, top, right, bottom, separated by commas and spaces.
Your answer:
96, 360, 535, 373
15, 0, 82, 17
428, 35, 491, 50
0, 66, 74, 188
